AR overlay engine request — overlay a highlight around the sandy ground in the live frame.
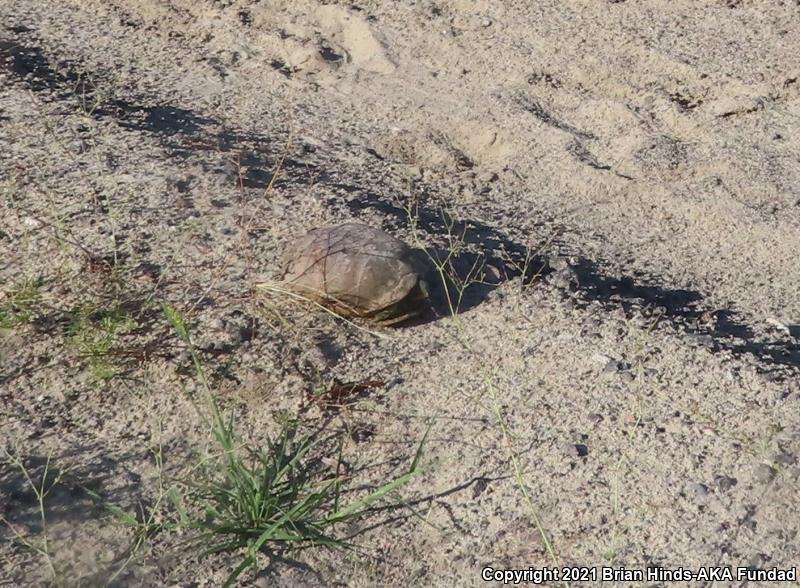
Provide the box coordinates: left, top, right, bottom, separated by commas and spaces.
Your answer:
1, 0, 800, 586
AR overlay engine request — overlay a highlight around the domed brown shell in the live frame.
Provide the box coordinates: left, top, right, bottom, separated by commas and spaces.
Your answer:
281, 223, 429, 322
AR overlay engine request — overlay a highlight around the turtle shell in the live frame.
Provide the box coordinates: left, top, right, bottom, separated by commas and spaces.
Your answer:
281, 223, 428, 320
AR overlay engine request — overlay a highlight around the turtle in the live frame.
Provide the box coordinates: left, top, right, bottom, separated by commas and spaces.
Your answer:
280, 223, 430, 325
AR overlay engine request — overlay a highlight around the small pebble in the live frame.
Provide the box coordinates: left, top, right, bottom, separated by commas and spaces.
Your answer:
23, 217, 43, 228
773, 452, 796, 467
753, 463, 775, 483
472, 478, 490, 499
483, 263, 503, 284
547, 272, 572, 289
592, 353, 616, 365
71, 138, 88, 154
603, 359, 621, 373
715, 475, 737, 492
742, 519, 757, 532
690, 483, 709, 497
581, 324, 601, 338
549, 256, 571, 272
300, 347, 333, 373
406, 165, 423, 178
766, 317, 791, 336
560, 442, 583, 458
746, 553, 766, 569
224, 313, 254, 344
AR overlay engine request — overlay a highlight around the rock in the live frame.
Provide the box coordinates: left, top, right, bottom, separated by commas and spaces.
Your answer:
483, 263, 503, 284
300, 341, 341, 373
766, 317, 792, 336
479, 171, 498, 183
753, 463, 775, 483
546, 271, 572, 289
23, 216, 43, 228
773, 451, 796, 467
603, 359, 621, 373
546, 256, 579, 289
405, 165, 423, 178
742, 519, 757, 532
715, 475, 737, 492
592, 353, 617, 366
223, 312, 254, 344
746, 552, 765, 567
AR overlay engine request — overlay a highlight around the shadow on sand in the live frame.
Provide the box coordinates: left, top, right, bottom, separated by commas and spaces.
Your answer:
3, 28, 796, 374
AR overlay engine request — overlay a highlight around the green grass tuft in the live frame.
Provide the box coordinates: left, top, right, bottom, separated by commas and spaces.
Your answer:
0, 278, 43, 329
66, 304, 136, 380
162, 304, 426, 586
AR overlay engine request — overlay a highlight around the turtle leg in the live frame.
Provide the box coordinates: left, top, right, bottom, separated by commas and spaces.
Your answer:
372, 281, 432, 326
374, 310, 421, 327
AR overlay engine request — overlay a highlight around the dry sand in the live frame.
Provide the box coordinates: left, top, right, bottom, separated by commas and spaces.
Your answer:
1, 0, 799, 586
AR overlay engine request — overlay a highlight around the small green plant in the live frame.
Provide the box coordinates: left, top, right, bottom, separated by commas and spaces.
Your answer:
162, 304, 426, 586
66, 305, 136, 380
2, 449, 142, 585
400, 197, 570, 586
401, 196, 490, 319
1, 449, 66, 582
175, 418, 423, 586
0, 278, 43, 329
